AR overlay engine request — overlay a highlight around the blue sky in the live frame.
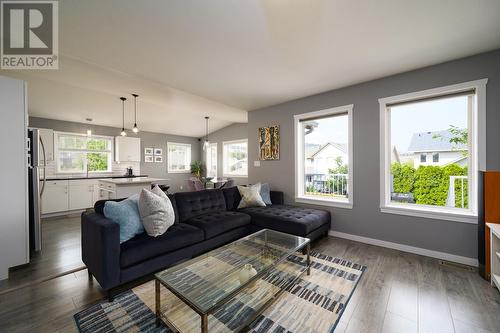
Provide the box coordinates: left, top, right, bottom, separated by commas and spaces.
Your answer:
304, 95, 468, 153
390, 95, 467, 153
304, 114, 348, 145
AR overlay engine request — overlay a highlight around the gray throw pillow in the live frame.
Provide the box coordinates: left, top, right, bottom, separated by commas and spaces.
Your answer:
237, 183, 266, 209
260, 182, 272, 205
138, 186, 175, 237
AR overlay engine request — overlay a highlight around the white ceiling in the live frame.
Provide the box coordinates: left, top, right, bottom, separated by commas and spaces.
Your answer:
3, 58, 246, 137
2, 0, 500, 136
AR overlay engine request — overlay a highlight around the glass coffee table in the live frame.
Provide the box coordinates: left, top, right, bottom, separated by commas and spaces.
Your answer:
154, 229, 311, 333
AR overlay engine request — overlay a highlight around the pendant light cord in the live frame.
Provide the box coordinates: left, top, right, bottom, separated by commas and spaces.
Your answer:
120, 97, 127, 131
132, 94, 138, 125
205, 116, 209, 142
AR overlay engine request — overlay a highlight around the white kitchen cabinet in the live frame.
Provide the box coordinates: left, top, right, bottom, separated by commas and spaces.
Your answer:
92, 182, 102, 205
68, 180, 95, 210
115, 136, 141, 162
37, 128, 54, 162
41, 180, 69, 214
99, 181, 117, 200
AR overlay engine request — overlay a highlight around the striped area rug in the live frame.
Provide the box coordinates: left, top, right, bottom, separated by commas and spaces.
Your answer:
74, 251, 365, 333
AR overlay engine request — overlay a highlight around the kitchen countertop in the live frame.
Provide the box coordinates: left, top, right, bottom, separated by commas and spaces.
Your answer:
46, 175, 149, 181
99, 177, 169, 185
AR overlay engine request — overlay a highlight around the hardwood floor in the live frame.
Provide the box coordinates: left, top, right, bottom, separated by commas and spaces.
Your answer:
1, 236, 499, 333
0, 215, 84, 292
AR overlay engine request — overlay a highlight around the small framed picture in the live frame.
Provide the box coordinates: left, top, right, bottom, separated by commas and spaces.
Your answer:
145, 147, 154, 155
145, 155, 154, 163
154, 156, 163, 163
154, 148, 163, 156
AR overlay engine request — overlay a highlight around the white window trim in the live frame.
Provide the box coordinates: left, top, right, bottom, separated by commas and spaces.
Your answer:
206, 142, 218, 178
294, 104, 354, 209
167, 142, 192, 174
379, 79, 487, 224
222, 139, 248, 177
54, 131, 113, 174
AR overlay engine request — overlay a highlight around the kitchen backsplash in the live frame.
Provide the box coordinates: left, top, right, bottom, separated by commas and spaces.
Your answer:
43, 160, 141, 179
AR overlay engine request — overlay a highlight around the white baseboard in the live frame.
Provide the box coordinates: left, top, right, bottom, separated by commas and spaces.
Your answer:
328, 230, 478, 267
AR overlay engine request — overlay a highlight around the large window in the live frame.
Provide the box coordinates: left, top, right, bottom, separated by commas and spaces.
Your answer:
167, 142, 191, 173
206, 142, 217, 178
55, 132, 113, 173
223, 139, 248, 177
294, 105, 353, 208
379, 79, 487, 223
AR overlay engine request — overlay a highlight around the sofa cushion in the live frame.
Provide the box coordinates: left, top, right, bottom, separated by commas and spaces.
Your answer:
120, 223, 204, 268
240, 205, 330, 236
184, 211, 251, 239
175, 189, 227, 222
222, 186, 242, 211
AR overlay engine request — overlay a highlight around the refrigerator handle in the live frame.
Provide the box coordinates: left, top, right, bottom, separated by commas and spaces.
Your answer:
40, 137, 47, 196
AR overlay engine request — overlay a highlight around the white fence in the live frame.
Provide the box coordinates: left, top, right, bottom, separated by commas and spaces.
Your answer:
305, 173, 348, 197
446, 175, 468, 208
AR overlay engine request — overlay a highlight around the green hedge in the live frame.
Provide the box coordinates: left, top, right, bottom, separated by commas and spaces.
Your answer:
392, 163, 468, 208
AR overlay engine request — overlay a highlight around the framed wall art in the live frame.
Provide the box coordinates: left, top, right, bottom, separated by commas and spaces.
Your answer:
258, 125, 280, 160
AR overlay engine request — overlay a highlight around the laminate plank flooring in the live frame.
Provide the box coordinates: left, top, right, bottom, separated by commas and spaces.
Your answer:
1, 235, 500, 332
0, 215, 84, 292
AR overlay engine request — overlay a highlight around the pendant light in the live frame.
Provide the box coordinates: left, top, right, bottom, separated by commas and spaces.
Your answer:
120, 97, 127, 136
131, 93, 139, 133
203, 116, 210, 151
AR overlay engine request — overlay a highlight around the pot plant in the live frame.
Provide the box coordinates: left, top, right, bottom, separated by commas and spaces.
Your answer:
190, 161, 206, 180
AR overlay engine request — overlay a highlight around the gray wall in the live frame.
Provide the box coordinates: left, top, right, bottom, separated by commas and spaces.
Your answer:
29, 117, 201, 192
249, 49, 500, 260
202, 123, 248, 185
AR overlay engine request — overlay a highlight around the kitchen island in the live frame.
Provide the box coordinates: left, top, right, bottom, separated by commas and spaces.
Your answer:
98, 177, 169, 200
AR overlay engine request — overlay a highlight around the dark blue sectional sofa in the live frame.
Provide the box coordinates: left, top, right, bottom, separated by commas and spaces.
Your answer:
81, 187, 331, 296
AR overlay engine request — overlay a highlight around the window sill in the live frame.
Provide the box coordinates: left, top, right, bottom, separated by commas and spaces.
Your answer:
167, 170, 190, 174
380, 204, 477, 224
295, 196, 353, 209
222, 174, 248, 178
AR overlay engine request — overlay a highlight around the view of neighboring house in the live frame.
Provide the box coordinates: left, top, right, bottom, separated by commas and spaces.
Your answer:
304, 142, 348, 197
305, 142, 347, 175
408, 129, 467, 168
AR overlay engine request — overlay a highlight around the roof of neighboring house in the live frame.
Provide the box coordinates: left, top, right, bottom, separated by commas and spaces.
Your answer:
443, 155, 468, 167
307, 142, 347, 159
408, 129, 467, 152
392, 146, 400, 163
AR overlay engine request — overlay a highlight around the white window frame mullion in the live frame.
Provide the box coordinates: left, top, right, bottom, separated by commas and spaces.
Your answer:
294, 104, 354, 209
378, 78, 487, 224
222, 139, 248, 177
206, 142, 217, 178
54, 131, 113, 174
167, 142, 192, 173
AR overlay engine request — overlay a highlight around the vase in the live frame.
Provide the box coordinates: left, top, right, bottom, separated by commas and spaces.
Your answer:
238, 263, 257, 284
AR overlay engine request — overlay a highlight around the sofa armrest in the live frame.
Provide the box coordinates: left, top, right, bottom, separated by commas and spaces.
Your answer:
81, 211, 120, 290
270, 191, 284, 205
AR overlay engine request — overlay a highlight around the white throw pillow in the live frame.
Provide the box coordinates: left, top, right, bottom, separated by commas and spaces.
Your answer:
237, 183, 266, 209
138, 185, 175, 237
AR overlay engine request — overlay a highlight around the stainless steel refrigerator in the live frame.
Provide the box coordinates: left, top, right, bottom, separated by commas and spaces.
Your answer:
27, 128, 46, 252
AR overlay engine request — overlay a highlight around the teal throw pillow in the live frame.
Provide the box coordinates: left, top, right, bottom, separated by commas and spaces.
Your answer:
104, 195, 144, 243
